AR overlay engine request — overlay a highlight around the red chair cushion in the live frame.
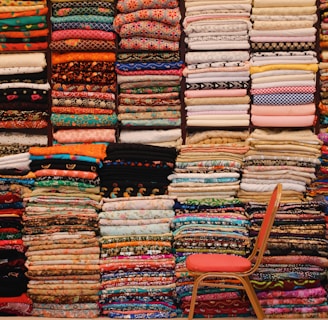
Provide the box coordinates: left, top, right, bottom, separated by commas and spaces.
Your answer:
186, 254, 252, 273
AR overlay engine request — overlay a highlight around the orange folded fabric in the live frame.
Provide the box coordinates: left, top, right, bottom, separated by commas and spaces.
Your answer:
0, 7, 48, 19
52, 51, 116, 65
29, 144, 107, 159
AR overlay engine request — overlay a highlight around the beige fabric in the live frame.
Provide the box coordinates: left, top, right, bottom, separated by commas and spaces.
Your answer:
253, 20, 314, 30
253, 0, 315, 7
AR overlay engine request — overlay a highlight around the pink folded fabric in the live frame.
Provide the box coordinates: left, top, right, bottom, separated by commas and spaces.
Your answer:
251, 114, 315, 127
251, 104, 315, 116
250, 86, 316, 95
251, 36, 316, 42
53, 128, 116, 143
185, 89, 247, 98
51, 30, 116, 41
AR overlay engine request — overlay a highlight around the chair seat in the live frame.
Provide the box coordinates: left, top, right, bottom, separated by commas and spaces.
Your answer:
186, 253, 252, 273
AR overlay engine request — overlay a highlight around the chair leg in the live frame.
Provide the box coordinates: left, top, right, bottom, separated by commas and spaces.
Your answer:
188, 275, 202, 320
240, 276, 265, 320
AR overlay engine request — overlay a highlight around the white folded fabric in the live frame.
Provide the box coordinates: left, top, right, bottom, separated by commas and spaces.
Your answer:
0, 53, 47, 68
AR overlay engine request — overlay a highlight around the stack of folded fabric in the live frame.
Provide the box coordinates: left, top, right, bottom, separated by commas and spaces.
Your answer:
0, 153, 33, 316
114, 0, 181, 51
98, 196, 178, 318
248, 201, 328, 318
50, 52, 118, 129
171, 198, 252, 317
0, 0, 48, 51
168, 130, 249, 200
249, 50, 318, 127
183, 0, 251, 51
50, 0, 118, 131
319, 3, 328, 125
238, 128, 322, 203
184, 51, 251, 128
22, 144, 107, 318
308, 130, 328, 198
50, 0, 116, 52
168, 130, 252, 317
183, 0, 251, 129
250, 0, 318, 127
114, 0, 183, 128
250, 0, 317, 52
0, 53, 50, 131
99, 143, 177, 198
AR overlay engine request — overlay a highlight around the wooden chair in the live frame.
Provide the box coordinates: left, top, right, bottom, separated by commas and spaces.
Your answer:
185, 183, 283, 320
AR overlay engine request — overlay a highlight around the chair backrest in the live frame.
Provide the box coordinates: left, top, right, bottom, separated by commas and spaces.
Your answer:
249, 183, 282, 271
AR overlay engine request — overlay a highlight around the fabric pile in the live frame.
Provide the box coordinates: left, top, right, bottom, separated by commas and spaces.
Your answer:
238, 128, 322, 203
98, 196, 178, 318
249, 50, 318, 127
0, 153, 33, 316
22, 144, 106, 318
0, 53, 50, 131
168, 130, 252, 317
308, 130, 328, 244
183, 0, 251, 51
50, 52, 118, 129
250, 0, 318, 127
50, 0, 118, 130
0, 0, 48, 51
114, 0, 183, 128
184, 51, 251, 128
183, 0, 251, 128
250, 0, 317, 52
248, 200, 328, 318
99, 143, 177, 198
319, 2, 328, 125
171, 197, 252, 317
50, 0, 116, 52
168, 130, 249, 200
308, 130, 328, 198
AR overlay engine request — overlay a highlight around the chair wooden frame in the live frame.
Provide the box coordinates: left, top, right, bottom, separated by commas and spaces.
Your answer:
186, 183, 283, 320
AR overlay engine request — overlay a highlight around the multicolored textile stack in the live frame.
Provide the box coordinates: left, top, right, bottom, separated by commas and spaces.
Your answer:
238, 128, 322, 203
248, 200, 328, 318
0, 153, 33, 316
308, 130, 328, 198
171, 197, 252, 317
319, 1, 328, 125
249, 50, 318, 127
98, 141, 178, 317
183, 0, 251, 129
114, 0, 183, 128
0, 53, 50, 131
250, 0, 318, 127
99, 143, 177, 198
0, 0, 48, 51
50, 0, 116, 51
50, 0, 118, 130
98, 196, 178, 318
50, 52, 118, 129
168, 130, 249, 200
168, 130, 252, 317
22, 144, 106, 318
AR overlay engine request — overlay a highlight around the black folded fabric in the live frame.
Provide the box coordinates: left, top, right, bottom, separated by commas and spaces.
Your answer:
105, 143, 177, 163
